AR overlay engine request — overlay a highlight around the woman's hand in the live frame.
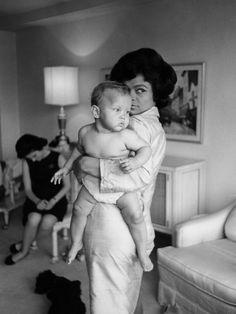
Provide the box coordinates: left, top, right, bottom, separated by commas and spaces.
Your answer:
45, 198, 57, 210
51, 167, 69, 185
36, 200, 48, 210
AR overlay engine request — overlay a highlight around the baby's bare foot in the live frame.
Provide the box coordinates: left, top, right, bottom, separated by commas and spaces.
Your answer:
139, 254, 153, 272
67, 242, 82, 264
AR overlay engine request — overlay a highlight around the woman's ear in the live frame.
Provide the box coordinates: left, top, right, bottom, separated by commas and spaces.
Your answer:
91, 105, 100, 119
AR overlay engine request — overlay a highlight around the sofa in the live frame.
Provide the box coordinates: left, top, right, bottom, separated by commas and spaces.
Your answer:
157, 199, 236, 314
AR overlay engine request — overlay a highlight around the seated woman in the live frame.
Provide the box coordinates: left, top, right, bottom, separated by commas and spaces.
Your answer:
5, 134, 70, 265
49, 135, 76, 160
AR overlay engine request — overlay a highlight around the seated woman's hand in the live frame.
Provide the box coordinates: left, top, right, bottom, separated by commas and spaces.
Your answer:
51, 167, 69, 184
36, 200, 48, 210
45, 198, 56, 210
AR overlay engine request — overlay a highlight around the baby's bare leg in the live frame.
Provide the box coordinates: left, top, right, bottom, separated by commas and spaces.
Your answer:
117, 192, 153, 272
67, 186, 97, 264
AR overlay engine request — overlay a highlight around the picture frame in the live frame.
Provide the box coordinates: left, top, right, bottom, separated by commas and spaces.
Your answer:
159, 63, 205, 143
101, 63, 205, 143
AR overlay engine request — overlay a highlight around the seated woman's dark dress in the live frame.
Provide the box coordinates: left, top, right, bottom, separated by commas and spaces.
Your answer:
22, 151, 67, 225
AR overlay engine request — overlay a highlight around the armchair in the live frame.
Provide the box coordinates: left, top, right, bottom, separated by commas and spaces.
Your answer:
157, 199, 236, 314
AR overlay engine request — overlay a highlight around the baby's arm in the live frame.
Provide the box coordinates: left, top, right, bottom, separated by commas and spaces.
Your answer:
120, 129, 151, 174
51, 128, 85, 184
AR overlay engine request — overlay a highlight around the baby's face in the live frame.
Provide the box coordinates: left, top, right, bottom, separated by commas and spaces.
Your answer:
98, 90, 132, 132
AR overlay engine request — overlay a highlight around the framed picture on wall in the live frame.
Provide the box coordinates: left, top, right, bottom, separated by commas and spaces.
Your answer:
159, 63, 205, 143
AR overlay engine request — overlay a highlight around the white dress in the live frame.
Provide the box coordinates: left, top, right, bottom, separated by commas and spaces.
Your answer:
83, 107, 166, 314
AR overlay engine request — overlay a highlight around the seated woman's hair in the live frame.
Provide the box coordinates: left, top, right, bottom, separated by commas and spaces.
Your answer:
91, 80, 130, 107
15, 134, 48, 158
110, 48, 177, 109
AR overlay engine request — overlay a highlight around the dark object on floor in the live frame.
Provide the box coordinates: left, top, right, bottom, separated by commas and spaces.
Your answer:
35, 270, 86, 314
4, 254, 15, 265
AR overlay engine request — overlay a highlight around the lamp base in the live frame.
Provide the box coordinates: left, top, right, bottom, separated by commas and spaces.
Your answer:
57, 106, 67, 138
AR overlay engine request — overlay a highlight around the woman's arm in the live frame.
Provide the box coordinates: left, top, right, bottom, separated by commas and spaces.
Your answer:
76, 153, 152, 193
23, 160, 41, 205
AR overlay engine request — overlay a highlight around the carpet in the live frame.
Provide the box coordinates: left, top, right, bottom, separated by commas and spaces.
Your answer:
0, 206, 171, 314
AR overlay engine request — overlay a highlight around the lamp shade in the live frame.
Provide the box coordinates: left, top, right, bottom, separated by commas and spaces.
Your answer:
44, 66, 79, 106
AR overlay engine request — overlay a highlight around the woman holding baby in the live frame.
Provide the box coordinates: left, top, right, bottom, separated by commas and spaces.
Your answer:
74, 48, 177, 313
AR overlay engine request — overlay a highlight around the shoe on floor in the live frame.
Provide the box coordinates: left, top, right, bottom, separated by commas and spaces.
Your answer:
30, 242, 38, 250
9, 243, 21, 254
9, 242, 38, 253
4, 255, 15, 265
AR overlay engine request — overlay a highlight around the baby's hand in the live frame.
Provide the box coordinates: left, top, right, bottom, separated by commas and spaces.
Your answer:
119, 158, 139, 173
51, 167, 69, 185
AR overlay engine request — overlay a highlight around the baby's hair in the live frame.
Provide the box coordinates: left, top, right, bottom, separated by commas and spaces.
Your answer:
91, 81, 130, 107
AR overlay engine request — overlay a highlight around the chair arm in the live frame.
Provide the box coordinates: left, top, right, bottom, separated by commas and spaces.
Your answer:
173, 200, 236, 248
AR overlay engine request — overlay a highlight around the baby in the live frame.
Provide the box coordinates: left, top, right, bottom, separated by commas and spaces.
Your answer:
52, 81, 153, 271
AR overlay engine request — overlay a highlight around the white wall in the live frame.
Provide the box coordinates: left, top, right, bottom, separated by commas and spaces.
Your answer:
16, 0, 236, 211
0, 31, 20, 159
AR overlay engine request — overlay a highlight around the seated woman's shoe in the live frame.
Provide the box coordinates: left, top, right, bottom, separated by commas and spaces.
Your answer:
9, 241, 37, 254
9, 243, 21, 254
5, 250, 28, 265
4, 255, 16, 265
30, 241, 38, 250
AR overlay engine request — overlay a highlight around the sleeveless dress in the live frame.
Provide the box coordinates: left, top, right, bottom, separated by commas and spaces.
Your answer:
22, 151, 67, 225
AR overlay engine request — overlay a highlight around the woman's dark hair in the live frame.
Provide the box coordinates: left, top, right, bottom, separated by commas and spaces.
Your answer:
91, 81, 130, 107
110, 48, 177, 109
15, 134, 48, 158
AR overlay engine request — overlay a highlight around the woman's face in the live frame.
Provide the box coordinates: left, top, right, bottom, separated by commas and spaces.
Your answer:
125, 75, 155, 115
58, 140, 70, 154
26, 150, 44, 162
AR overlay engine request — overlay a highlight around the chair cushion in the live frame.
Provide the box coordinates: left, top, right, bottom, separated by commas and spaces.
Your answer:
158, 239, 236, 307
225, 206, 236, 241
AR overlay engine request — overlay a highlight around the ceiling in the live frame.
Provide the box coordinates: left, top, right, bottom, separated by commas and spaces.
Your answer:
0, 0, 68, 15
0, 0, 152, 31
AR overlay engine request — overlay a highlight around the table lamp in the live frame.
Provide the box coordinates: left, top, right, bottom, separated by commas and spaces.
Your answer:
44, 66, 79, 139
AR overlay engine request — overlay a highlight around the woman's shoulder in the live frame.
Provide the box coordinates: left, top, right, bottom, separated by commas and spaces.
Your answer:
130, 108, 164, 143
48, 150, 59, 158
45, 150, 60, 163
